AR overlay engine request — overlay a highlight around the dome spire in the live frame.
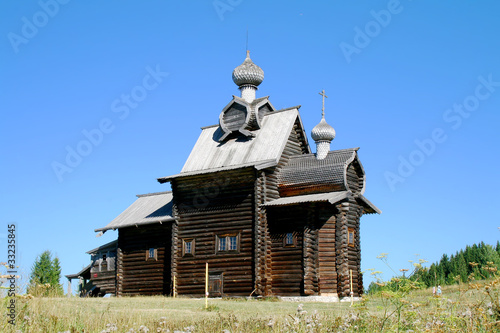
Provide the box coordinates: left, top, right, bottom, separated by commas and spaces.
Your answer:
311, 90, 336, 160
232, 50, 264, 103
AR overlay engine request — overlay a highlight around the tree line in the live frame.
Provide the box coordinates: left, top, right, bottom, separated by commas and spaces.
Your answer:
411, 241, 500, 287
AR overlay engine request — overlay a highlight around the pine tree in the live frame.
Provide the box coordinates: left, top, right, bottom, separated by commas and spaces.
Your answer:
51, 257, 64, 295
28, 250, 63, 296
456, 251, 468, 282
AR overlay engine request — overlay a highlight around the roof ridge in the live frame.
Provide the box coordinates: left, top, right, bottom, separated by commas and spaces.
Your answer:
85, 239, 118, 254
136, 191, 172, 198
268, 105, 301, 115
201, 124, 219, 130
288, 147, 359, 160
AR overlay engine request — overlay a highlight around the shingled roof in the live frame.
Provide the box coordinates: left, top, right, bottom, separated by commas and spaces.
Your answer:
158, 107, 310, 182
95, 191, 174, 232
277, 148, 365, 195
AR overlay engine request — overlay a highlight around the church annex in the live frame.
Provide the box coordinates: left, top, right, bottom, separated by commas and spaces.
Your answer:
69, 52, 380, 298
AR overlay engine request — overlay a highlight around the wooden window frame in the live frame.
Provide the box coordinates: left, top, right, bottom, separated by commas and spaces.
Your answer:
216, 233, 240, 254
283, 232, 296, 248
146, 247, 158, 261
348, 227, 355, 247
182, 238, 195, 257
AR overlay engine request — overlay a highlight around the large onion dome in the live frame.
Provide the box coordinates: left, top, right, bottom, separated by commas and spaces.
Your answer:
232, 50, 264, 87
311, 115, 336, 142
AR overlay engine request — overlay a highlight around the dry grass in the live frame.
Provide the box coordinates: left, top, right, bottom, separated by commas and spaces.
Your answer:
2, 279, 500, 332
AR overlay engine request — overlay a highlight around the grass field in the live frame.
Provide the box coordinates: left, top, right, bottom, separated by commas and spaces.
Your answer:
2, 281, 500, 332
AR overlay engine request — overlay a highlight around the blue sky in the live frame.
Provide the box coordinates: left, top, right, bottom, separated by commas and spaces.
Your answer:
1, 0, 499, 293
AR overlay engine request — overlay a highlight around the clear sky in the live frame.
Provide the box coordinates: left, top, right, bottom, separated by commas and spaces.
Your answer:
1, 1, 499, 293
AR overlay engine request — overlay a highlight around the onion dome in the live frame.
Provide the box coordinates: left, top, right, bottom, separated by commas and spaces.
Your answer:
232, 50, 264, 87
311, 115, 336, 142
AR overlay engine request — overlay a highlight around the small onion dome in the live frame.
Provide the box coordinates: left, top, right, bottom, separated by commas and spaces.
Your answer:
311, 115, 336, 142
232, 50, 264, 87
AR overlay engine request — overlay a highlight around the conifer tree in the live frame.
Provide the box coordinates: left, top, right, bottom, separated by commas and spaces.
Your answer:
28, 250, 63, 296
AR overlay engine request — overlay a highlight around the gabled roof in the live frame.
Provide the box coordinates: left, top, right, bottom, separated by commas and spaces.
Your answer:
158, 107, 310, 182
356, 194, 381, 214
278, 148, 365, 195
86, 240, 117, 254
95, 191, 174, 232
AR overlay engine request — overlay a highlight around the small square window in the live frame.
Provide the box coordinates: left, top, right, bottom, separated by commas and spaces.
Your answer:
182, 239, 195, 257
283, 232, 296, 247
348, 228, 355, 247
146, 248, 157, 260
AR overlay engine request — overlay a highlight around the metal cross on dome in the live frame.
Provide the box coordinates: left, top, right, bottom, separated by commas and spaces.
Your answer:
319, 90, 328, 117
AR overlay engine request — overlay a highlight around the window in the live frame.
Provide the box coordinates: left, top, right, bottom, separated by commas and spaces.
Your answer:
146, 247, 157, 260
182, 239, 195, 257
284, 232, 295, 246
218, 237, 226, 251
229, 235, 237, 251
348, 228, 355, 247
216, 234, 239, 253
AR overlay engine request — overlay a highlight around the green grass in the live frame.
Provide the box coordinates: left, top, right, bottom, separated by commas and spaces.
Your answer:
2, 279, 500, 332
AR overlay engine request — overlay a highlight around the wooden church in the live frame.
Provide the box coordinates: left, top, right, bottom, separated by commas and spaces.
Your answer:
71, 52, 380, 298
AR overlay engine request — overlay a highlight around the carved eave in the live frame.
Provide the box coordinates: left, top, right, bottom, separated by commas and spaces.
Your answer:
218, 96, 276, 142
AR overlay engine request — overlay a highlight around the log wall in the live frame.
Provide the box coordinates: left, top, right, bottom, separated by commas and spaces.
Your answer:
303, 207, 319, 295
254, 171, 272, 296
172, 168, 255, 296
268, 205, 306, 295
90, 270, 116, 295
256, 117, 308, 296
318, 210, 337, 295
117, 223, 172, 296
335, 199, 364, 297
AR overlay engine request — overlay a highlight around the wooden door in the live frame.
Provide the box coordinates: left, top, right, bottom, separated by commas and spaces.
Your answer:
208, 273, 223, 297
